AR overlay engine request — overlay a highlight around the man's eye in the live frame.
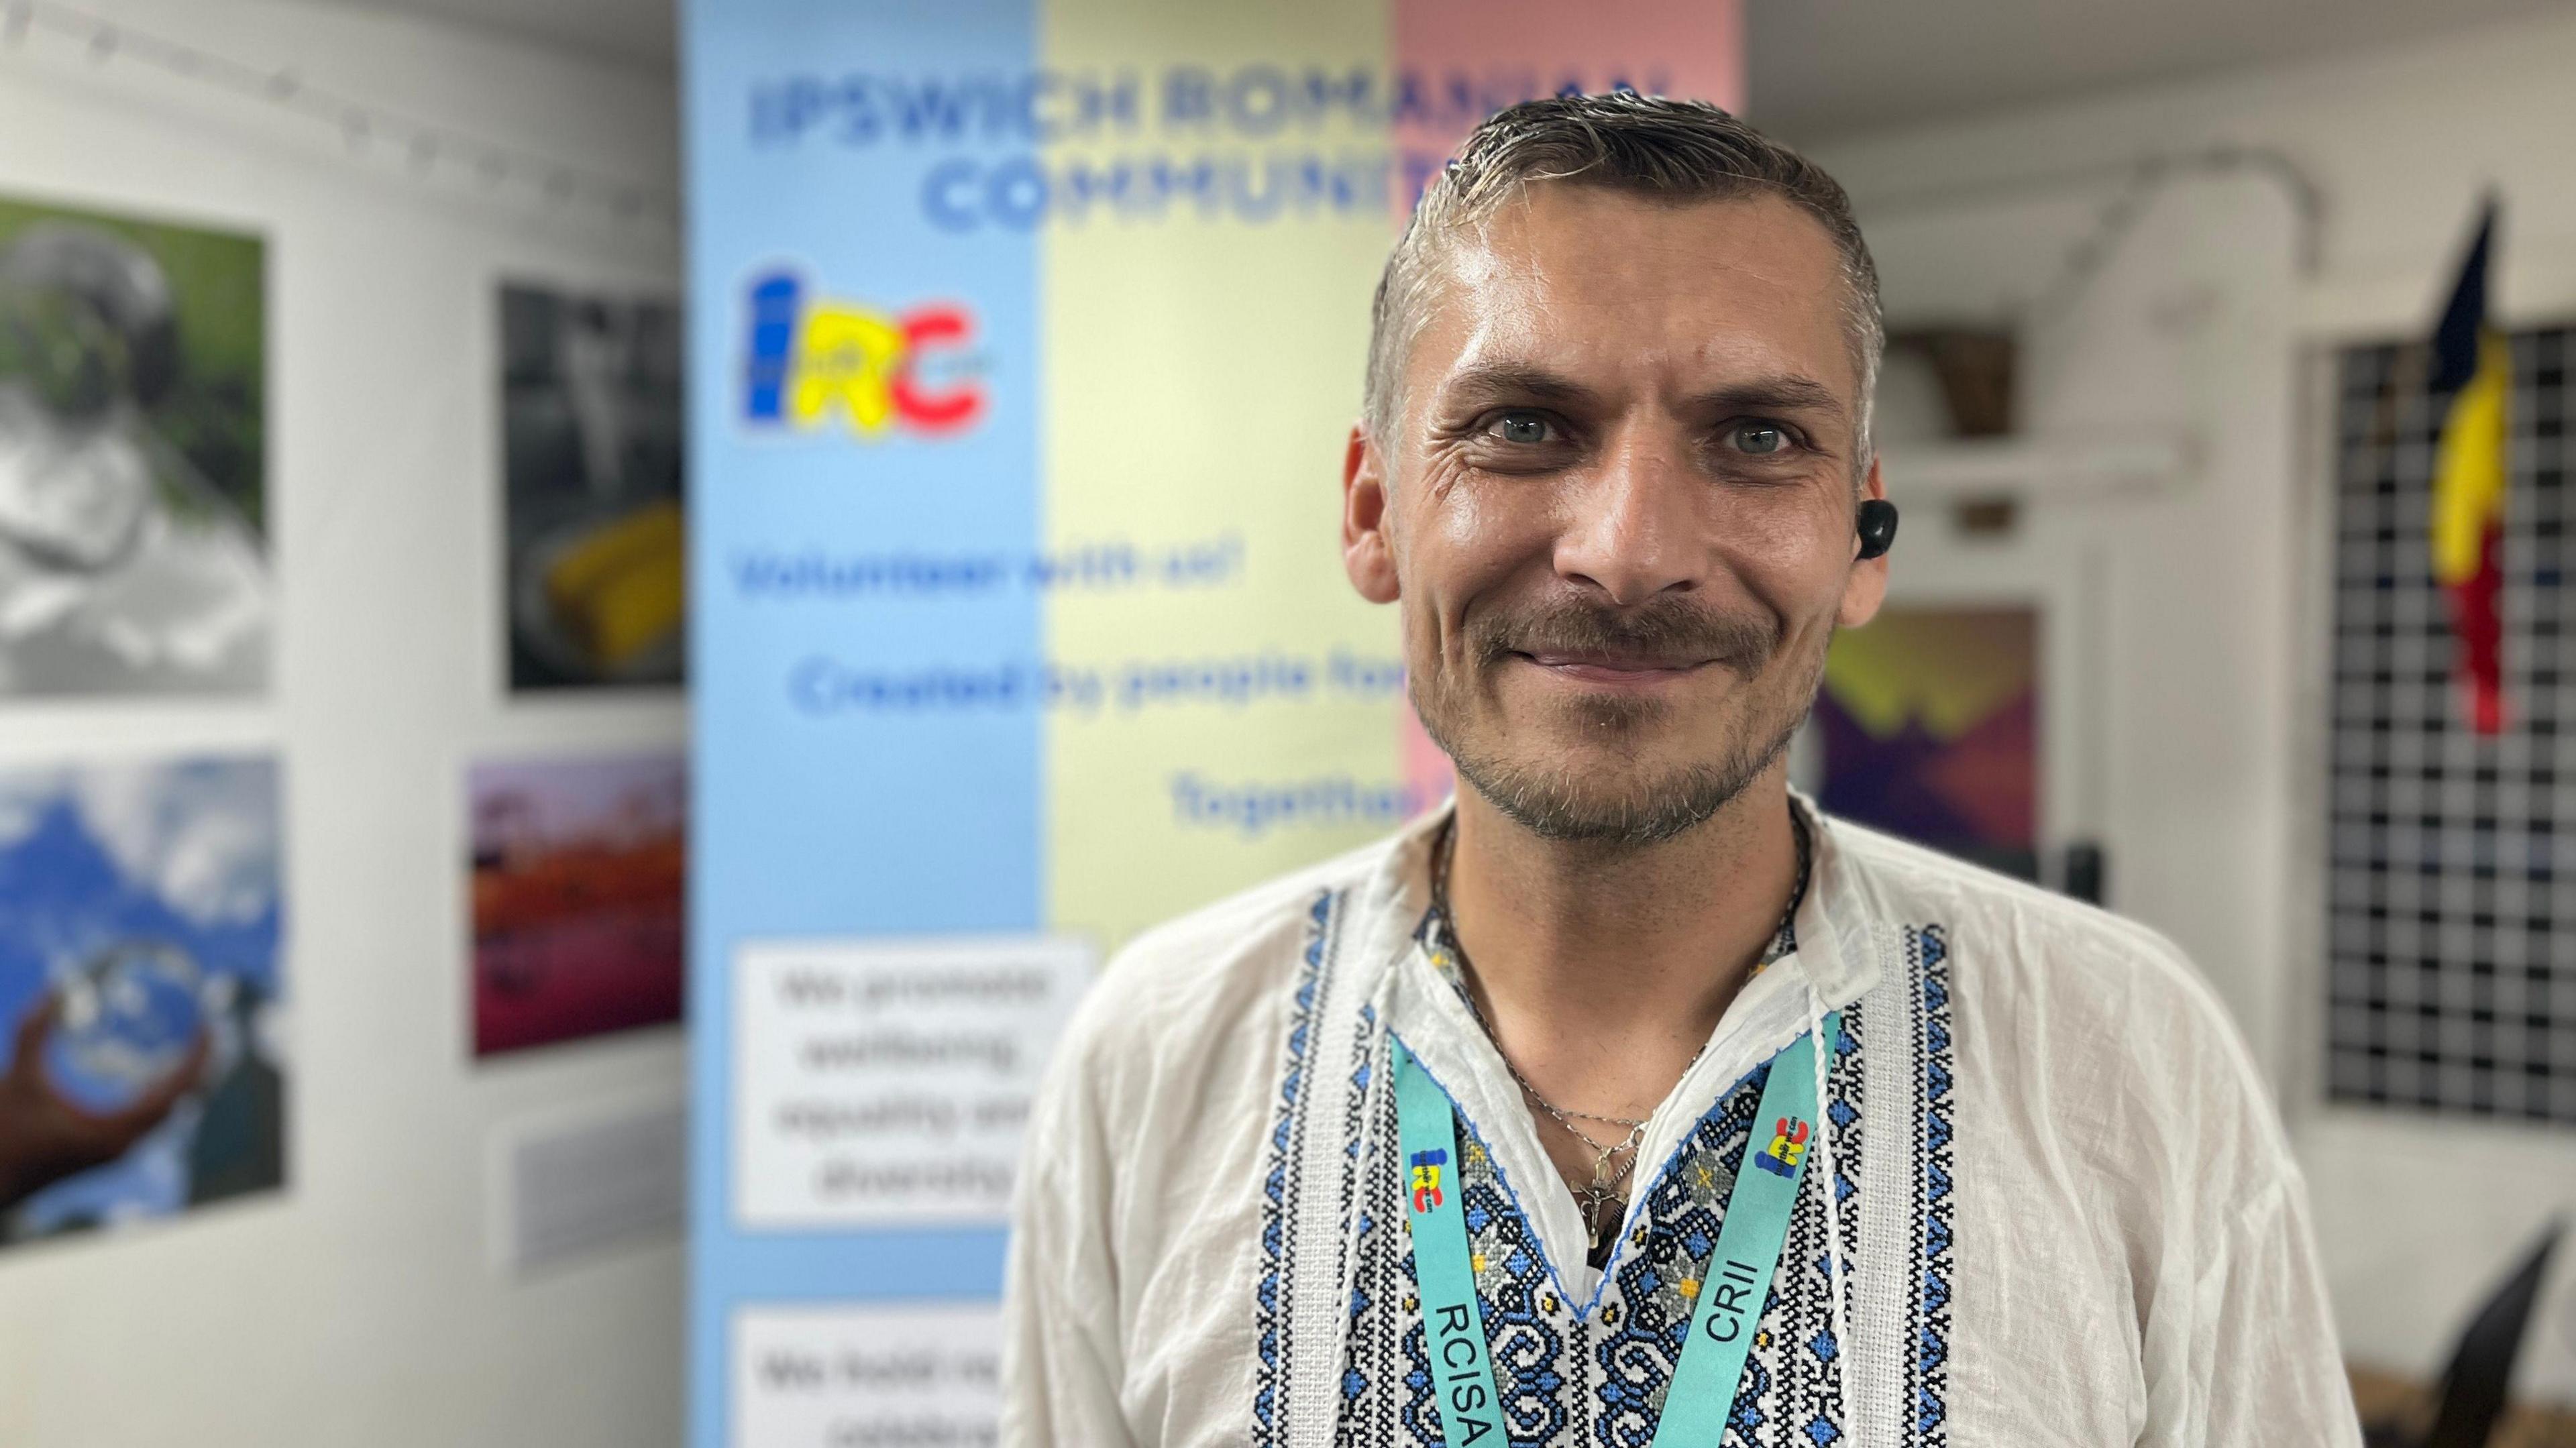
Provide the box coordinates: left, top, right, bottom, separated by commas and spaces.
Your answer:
1491, 411, 1554, 444
1728, 422, 1790, 455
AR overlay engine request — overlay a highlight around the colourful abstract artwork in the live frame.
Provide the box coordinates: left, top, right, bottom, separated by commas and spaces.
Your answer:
1815, 606, 2038, 880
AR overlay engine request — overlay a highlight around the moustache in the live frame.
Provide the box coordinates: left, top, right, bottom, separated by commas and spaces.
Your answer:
1468, 596, 1779, 674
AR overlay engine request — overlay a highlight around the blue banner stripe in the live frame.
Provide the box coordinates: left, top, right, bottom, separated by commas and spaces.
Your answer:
684, 1, 1042, 1444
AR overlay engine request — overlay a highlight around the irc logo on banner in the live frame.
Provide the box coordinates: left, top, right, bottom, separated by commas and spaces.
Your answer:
740, 268, 985, 439
1753, 1117, 1809, 1178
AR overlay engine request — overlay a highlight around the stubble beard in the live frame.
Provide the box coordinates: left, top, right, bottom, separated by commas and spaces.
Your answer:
1412, 604, 1827, 850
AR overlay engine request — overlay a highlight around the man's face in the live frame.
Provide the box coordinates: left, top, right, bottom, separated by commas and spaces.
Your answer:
1342, 186, 1888, 846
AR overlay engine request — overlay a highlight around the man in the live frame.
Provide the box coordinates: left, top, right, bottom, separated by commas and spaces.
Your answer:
1003, 94, 2357, 1447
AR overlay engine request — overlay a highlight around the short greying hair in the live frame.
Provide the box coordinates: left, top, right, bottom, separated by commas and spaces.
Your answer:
1364, 93, 1884, 461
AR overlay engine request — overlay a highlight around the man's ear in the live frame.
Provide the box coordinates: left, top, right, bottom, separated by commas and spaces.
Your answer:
1837, 453, 1889, 629
1343, 423, 1400, 605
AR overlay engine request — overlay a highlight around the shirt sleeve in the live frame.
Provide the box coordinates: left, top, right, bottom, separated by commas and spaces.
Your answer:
998, 1028, 1139, 1448
2149, 1166, 2363, 1448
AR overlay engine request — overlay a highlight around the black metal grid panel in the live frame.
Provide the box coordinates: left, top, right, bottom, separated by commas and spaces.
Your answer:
2327, 326, 2575, 1123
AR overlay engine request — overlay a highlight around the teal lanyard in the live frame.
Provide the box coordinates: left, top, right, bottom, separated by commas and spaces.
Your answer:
1392, 1015, 1837, 1447
1393, 1038, 1507, 1445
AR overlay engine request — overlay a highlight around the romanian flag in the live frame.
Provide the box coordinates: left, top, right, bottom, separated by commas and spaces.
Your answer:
2429, 200, 2510, 734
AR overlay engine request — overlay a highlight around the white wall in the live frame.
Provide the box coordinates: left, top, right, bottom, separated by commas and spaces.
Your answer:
0, 3, 686, 1445
1802, 10, 2576, 1404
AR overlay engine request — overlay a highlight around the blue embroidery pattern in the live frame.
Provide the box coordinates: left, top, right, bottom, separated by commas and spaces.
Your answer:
1464, 1133, 1574, 1445
1278, 917, 1955, 1446
1907, 926, 1956, 1442
1334, 1078, 1426, 1439
1746, 1005, 1860, 1448
1597, 1064, 1765, 1441
1250, 889, 1339, 1447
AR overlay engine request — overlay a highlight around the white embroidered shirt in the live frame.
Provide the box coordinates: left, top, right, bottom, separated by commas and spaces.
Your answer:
1001, 803, 2361, 1448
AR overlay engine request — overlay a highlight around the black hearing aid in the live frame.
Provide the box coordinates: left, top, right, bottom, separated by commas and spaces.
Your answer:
1855, 498, 1900, 560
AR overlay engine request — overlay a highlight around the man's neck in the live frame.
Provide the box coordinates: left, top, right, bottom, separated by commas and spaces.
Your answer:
1442, 763, 1800, 1123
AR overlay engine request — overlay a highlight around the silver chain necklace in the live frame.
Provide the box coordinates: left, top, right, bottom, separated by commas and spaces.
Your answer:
1448, 950, 1651, 1199
1426, 807, 1811, 1260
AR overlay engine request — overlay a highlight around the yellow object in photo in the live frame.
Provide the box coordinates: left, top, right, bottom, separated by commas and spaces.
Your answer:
546, 500, 683, 669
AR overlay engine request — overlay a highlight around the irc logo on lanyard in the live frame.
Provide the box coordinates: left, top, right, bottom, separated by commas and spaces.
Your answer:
1752, 1116, 1811, 1178
1408, 1149, 1448, 1211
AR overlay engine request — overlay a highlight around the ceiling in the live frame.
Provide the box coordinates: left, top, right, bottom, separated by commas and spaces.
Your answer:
1743, 0, 2570, 141
297, 0, 676, 72
292, 0, 2567, 142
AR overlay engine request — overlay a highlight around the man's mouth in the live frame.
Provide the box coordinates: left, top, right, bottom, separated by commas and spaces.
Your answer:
1511, 649, 1715, 687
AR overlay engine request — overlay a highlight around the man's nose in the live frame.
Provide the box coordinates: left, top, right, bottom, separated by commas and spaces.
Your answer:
1553, 431, 1705, 606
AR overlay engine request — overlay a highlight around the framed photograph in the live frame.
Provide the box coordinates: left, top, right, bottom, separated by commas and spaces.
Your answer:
0, 196, 267, 696
470, 753, 685, 1056
500, 283, 684, 691
0, 755, 286, 1246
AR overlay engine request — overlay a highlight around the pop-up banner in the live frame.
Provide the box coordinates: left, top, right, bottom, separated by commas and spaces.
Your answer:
682, 3, 1741, 1442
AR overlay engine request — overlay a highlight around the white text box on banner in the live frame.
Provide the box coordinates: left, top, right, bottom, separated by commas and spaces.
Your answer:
732, 934, 1091, 1229
731, 1302, 1002, 1448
